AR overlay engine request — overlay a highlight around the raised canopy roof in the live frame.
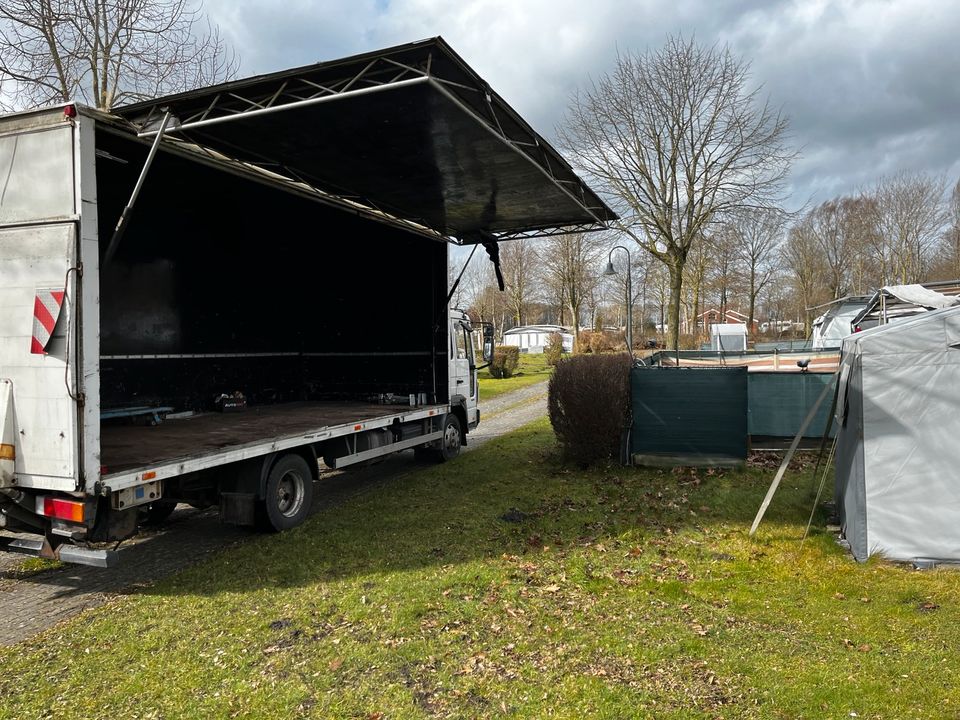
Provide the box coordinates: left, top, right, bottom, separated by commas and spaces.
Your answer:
115, 37, 615, 242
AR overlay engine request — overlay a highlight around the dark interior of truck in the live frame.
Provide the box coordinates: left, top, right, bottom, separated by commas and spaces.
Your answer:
93, 127, 450, 468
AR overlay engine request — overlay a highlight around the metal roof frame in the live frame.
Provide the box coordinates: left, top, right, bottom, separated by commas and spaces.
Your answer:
115, 37, 615, 243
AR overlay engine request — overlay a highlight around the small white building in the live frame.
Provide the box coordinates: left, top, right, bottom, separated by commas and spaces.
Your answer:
710, 323, 747, 351
502, 325, 573, 354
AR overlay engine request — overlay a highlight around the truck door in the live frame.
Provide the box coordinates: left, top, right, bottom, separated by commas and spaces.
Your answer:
0, 121, 81, 492
451, 320, 473, 401
0, 223, 79, 489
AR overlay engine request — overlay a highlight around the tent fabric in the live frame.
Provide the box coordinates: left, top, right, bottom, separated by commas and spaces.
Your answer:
882, 284, 959, 309
835, 306, 960, 562
811, 298, 869, 350
850, 282, 960, 329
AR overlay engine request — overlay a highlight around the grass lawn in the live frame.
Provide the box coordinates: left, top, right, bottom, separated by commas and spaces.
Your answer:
478, 353, 554, 401
1, 420, 958, 719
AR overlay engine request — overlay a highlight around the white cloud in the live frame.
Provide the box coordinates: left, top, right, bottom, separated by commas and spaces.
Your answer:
201, 0, 960, 208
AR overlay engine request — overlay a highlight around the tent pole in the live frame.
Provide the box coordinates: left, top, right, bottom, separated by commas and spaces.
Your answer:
749, 373, 837, 537
802, 436, 838, 545
808, 375, 841, 497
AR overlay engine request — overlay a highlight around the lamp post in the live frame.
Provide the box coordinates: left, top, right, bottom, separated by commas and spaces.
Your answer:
603, 245, 633, 354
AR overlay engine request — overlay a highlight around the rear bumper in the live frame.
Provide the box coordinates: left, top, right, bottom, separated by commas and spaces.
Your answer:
0, 534, 117, 568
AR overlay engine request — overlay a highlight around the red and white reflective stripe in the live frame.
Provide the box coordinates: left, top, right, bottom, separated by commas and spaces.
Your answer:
30, 288, 65, 355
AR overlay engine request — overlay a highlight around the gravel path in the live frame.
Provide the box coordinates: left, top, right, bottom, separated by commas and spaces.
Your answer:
0, 381, 548, 647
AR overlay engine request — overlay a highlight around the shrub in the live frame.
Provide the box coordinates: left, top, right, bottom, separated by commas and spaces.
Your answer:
544, 333, 564, 366
590, 331, 617, 354
577, 329, 622, 354
490, 346, 520, 378
678, 333, 704, 350
548, 352, 633, 466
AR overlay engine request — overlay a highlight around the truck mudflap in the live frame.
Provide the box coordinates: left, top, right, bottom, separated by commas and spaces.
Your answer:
0, 535, 118, 568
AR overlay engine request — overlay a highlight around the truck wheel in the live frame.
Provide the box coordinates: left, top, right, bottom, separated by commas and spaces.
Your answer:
139, 499, 178, 525
258, 454, 314, 532
438, 414, 462, 462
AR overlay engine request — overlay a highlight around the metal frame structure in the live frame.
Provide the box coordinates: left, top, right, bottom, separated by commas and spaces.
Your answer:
118, 37, 615, 243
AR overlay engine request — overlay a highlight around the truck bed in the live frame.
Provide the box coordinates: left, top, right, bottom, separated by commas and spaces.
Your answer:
101, 401, 437, 473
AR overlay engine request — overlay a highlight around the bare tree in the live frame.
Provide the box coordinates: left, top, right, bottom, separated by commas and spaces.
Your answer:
840, 195, 883, 294
805, 200, 854, 300
938, 180, 960, 280
781, 217, 828, 335
706, 225, 740, 323
0, 0, 237, 111
872, 172, 948, 284
500, 238, 536, 327
539, 233, 605, 350
726, 207, 784, 330
682, 232, 711, 337
448, 249, 476, 310
464, 259, 508, 343
558, 35, 794, 350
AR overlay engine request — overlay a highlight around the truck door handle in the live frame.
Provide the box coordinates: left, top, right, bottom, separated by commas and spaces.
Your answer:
456, 379, 464, 384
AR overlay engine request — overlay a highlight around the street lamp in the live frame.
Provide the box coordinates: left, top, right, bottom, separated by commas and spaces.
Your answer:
603, 245, 633, 354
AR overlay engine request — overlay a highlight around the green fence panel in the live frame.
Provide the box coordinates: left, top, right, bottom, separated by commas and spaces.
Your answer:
630, 366, 747, 465
747, 372, 835, 438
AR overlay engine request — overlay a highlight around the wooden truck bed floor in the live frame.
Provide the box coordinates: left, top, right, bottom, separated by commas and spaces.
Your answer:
100, 401, 427, 472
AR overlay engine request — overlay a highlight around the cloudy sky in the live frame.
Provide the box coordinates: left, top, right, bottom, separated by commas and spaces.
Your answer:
203, 0, 960, 210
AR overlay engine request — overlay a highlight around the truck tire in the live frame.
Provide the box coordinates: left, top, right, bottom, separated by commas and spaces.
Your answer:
139, 499, 178, 526
257, 454, 314, 532
437, 414, 462, 462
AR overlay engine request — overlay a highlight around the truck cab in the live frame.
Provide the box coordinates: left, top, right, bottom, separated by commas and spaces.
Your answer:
449, 309, 480, 432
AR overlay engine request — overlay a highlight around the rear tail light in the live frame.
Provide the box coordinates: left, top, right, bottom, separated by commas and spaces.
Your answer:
39, 497, 85, 522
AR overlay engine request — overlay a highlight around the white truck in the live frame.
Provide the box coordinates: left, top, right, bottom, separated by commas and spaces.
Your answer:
0, 38, 612, 566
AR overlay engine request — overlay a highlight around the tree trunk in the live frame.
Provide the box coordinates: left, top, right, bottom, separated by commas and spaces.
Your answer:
667, 263, 683, 351
569, 300, 581, 352
691, 281, 701, 341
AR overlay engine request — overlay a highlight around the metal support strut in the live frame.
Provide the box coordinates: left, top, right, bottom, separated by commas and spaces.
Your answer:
102, 110, 172, 266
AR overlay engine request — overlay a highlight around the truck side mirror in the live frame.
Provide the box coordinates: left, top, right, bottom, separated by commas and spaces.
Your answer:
482, 325, 494, 363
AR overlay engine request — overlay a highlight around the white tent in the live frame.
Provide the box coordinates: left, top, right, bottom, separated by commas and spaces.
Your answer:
711, 323, 747, 351
810, 296, 870, 350
835, 306, 960, 563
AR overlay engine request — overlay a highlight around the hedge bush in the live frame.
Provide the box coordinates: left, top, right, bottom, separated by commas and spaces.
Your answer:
548, 352, 633, 466
544, 333, 564, 366
490, 346, 521, 378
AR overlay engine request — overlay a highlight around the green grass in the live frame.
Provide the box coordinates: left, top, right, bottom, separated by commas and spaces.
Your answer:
1, 421, 959, 719
1, 557, 64, 578
478, 352, 554, 400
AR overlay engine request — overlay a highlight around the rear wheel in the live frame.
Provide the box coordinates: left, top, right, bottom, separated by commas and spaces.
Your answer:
139, 499, 178, 526
257, 454, 314, 532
